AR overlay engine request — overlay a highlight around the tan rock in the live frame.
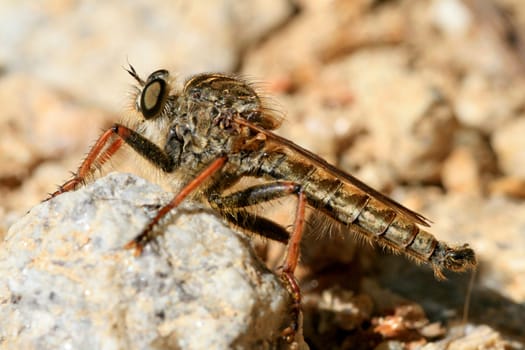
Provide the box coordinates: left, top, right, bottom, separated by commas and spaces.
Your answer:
455, 74, 524, 132
489, 176, 525, 198
423, 192, 525, 303
442, 147, 481, 194
243, 0, 404, 88
492, 117, 525, 178
324, 50, 457, 183
0, 74, 110, 181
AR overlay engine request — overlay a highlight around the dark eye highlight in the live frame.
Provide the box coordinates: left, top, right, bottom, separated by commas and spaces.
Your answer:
138, 70, 170, 119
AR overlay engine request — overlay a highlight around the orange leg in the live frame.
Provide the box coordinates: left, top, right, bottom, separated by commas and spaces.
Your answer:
280, 189, 306, 342
207, 181, 307, 342
47, 124, 177, 200
124, 156, 228, 255
47, 129, 124, 199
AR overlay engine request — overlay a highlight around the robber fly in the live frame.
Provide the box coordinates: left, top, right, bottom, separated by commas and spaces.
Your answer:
48, 67, 477, 342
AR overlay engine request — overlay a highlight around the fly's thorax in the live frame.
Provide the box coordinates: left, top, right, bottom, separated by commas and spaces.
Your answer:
130, 70, 279, 168
183, 73, 261, 110
161, 97, 255, 172
183, 73, 282, 130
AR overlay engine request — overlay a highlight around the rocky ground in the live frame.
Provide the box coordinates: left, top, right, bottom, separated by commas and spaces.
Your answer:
1, 1, 525, 349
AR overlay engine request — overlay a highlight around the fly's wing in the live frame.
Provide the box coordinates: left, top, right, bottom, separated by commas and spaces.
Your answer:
234, 117, 431, 227
271, 133, 431, 226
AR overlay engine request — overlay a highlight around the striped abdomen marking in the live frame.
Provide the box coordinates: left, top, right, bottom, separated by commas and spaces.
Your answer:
259, 154, 461, 274
321, 178, 440, 263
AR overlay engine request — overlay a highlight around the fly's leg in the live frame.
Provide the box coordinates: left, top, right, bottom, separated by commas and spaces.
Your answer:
281, 190, 306, 342
47, 123, 221, 255
47, 124, 175, 199
52, 124, 228, 255
47, 130, 124, 199
124, 156, 227, 255
208, 181, 307, 342
209, 182, 300, 244
49, 124, 229, 255
222, 212, 290, 244
209, 181, 302, 208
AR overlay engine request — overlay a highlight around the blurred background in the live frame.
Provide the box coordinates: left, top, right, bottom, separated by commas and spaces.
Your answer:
1, 0, 524, 348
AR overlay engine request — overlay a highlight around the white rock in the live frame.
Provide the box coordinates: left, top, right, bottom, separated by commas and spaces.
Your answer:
1, 173, 305, 350
430, 0, 472, 37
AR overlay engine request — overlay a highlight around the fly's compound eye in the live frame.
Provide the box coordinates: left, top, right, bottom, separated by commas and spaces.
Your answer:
138, 69, 170, 119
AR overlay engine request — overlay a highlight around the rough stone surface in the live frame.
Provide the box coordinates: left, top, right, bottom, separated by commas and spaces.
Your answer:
420, 325, 512, 350
0, 173, 302, 350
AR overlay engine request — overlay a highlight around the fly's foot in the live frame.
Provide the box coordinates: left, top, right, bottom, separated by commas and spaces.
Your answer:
123, 222, 159, 256
280, 306, 301, 343
280, 271, 303, 343
123, 239, 144, 256
281, 324, 297, 343
44, 176, 82, 201
124, 224, 161, 256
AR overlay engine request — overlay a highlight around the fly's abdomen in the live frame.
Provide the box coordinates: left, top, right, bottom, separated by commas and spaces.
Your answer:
258, 154, 475, 277
321, 180, 436, 258
352, 201, 437, 257
324, 180, 476, 278
322, 180, 476, 278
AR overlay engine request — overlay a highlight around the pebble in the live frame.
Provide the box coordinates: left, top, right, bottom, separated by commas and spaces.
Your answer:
492, 117, 525, 178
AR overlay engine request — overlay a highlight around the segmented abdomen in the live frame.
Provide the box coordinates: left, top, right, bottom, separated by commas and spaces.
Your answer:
259, 153, 439, 264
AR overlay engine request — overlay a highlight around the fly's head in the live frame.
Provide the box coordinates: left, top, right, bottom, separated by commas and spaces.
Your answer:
126, 66, 177, 146
128, 66, 171, 119
126, 68, 281, 165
